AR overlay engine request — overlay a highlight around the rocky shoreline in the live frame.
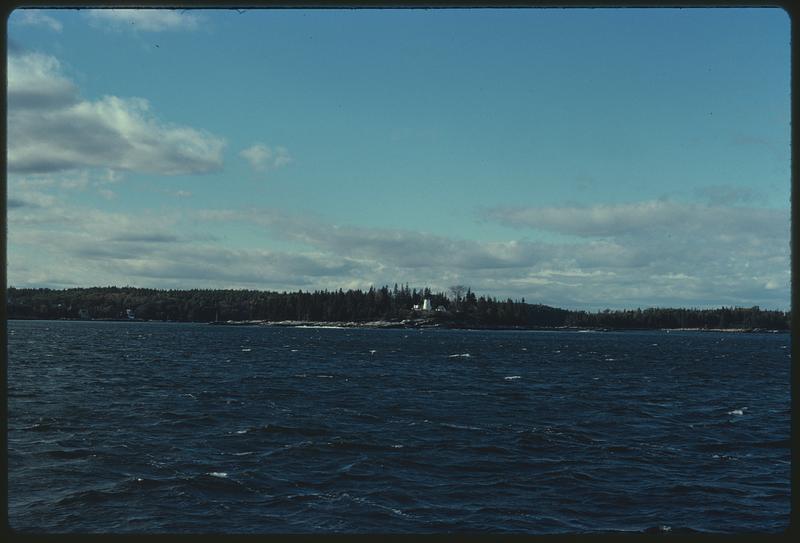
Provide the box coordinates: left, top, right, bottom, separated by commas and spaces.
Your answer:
207, 318, 786, 333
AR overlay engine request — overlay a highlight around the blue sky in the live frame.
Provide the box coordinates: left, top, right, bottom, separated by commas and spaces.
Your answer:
6, 7, 791, 309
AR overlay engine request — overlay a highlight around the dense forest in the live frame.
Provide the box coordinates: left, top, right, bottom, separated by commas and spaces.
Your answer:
5, 285, 790, 331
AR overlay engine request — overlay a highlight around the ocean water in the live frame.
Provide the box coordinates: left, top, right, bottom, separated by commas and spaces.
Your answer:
7, 320, 791, 533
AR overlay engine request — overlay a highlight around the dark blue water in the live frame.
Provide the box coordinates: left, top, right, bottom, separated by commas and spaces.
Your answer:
7, 320, 791, 533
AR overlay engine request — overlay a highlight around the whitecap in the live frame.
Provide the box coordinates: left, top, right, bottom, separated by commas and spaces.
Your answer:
727, 407, 747, 416
448, 353, 471, 358
440, 422, 481, 431
713, 454, 738, 461
369, 350, 377, 354
208, 472, 228, 478
316, 374, 333, 378
504, 376, 521, 380
235, 429, 248, 434
241, 348, 252, 352
391, 444, 404, 449
290, 349, 298, 352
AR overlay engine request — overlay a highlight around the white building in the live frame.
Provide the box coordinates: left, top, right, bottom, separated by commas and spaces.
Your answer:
414, 299, 433, 312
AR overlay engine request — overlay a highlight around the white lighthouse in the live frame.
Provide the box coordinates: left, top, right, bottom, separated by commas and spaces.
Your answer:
422, 298, 432, 311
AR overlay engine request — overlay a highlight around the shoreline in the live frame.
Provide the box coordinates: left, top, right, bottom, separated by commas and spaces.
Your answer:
207, 318, 787, 334
7, 317, 787, 333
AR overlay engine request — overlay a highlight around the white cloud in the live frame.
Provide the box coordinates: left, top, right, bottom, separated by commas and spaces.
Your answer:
239, 144, 292, 173
7, 51, 225, 175
85, 9, 201, 32
15, 10, 63, 32
7, 52, 76, 110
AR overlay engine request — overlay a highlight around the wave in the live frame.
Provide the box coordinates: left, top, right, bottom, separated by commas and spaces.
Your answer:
440, 422, 483, 431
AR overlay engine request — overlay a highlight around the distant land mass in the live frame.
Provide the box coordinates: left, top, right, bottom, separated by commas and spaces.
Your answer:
5, 286, 790, 332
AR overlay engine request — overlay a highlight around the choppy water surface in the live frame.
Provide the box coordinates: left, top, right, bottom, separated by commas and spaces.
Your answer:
8, 320, 791, 533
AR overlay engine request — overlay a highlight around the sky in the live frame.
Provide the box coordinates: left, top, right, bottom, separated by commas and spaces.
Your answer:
6, 7, 791, 310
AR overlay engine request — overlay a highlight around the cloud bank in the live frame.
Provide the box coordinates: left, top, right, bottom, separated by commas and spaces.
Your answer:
186, 201, 789, 309
8, 197, 789, 309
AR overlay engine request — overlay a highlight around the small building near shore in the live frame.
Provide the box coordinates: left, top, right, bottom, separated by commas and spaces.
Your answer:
78, 308, 91, 320
413, 298, 433, 312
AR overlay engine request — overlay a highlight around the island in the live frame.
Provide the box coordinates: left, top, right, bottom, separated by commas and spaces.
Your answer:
5, 285, 790, 332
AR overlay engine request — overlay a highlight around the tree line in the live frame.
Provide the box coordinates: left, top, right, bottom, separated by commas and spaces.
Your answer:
5, 285, 790, 330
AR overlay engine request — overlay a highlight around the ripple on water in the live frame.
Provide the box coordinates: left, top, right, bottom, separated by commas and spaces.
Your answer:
7, 322, 790, 533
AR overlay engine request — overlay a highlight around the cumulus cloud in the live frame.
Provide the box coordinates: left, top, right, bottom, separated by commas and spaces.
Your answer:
14, 10, 63, 32
239, 144, 292, 173
7, 52, 76, 110
7, 50, 225, 175
85, 9, 201, 32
